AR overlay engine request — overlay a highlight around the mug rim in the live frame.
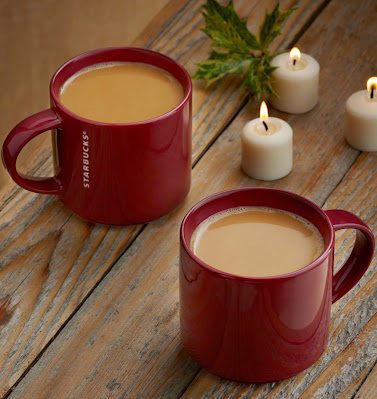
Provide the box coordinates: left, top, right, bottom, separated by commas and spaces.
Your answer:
49, 47, 192, 127
180, 187, 335, 282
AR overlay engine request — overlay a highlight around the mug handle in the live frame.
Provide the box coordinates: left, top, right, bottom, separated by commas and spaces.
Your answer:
326, 210, 375, 303
2, 108, 63, 195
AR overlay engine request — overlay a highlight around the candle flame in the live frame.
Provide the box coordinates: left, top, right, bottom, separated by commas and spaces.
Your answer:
367, 77, 377, 92
290, 47, 301, 62
260, 101, 268, 120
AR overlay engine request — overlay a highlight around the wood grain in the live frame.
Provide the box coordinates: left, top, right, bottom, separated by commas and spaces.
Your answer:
0, 0, 323, 397
354, 362, 377, 399
337, 365, 374, 399
7, 0, 377, 392
301, 314, 377, 398
8, 136, 376, 398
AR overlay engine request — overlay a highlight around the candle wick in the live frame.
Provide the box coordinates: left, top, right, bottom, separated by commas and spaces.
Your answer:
293, 59, 297, 66
262, 121, 268, 131
371, 87, 374, 99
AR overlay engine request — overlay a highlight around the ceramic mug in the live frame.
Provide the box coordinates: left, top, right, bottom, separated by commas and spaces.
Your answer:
180, 187, 374, 383
2, 47, 192, 225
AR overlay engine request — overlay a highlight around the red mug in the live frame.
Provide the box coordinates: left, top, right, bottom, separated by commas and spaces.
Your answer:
180, 187, 375, 382
2, 47, 192, 225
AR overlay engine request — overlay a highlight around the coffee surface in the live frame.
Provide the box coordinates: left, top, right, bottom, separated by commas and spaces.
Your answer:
191, 207, 324, 277
59, 62, 184, 123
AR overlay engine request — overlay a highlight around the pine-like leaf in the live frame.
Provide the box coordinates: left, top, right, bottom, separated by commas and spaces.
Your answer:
201, 0, 260, 53
259, 3, 296, 50
242, 59, 277, 99
193, 0, 296, 99
193, 51, 252, 83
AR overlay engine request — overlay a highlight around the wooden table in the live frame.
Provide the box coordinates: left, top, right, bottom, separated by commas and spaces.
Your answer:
1, 0, 376, 398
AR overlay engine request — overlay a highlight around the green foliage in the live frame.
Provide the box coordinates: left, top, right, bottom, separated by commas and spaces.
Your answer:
193, 50, 253, 84
193, 0, 296, 99
259, 3, 295, 50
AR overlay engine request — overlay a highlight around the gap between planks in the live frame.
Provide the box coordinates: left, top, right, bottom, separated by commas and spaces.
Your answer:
351, 359, 377, 399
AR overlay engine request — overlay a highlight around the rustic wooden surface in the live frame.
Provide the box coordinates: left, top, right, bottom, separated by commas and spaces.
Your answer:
0, 0, 376, 398
0, 0, 326, 395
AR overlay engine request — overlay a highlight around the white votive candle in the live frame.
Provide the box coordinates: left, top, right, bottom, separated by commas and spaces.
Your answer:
269, 47, 320, 114
241, 102, 293, 181
345, 77, 377, 151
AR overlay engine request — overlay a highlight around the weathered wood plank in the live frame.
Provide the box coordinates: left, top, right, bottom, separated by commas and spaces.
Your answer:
0, 1, 321, 397
8, 0, 377, 391
8, 133, 375, 398
301, 315, 377, 398
354, 362, 377, 399
337, 365, 374, 399
132, 0, 190, 49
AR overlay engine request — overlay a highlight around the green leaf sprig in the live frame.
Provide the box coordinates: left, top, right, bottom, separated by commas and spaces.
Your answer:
193, 0, 296, 99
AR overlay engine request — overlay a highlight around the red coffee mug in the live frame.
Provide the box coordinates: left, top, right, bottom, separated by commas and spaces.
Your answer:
180, 187, 375, 382
2, 48, 192, 225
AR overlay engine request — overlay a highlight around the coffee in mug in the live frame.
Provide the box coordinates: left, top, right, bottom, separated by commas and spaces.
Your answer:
2, 48, 192, 225
180, 188, 374, 382
59, 62, 185, 123
190, 207, 324, 277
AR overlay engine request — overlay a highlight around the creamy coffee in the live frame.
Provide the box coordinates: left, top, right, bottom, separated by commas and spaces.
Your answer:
191, 207, 324, 277
59, 62, 184, 123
